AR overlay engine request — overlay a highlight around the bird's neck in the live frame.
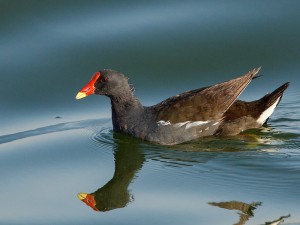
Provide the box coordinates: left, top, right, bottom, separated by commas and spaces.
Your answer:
110, 91, 144, 132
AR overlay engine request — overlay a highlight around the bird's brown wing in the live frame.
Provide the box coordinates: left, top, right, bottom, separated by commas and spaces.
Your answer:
153, 67, 261, 124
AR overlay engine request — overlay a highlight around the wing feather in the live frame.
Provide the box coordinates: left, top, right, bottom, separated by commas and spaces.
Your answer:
152, 67, 261, 124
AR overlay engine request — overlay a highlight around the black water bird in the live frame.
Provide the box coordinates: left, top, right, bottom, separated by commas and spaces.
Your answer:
76, 67, 289, 145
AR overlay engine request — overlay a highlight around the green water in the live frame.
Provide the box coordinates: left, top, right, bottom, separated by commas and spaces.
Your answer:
1, 1, 300, 224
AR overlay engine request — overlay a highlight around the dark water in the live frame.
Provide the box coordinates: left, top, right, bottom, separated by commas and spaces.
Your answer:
1, 1, 300, 224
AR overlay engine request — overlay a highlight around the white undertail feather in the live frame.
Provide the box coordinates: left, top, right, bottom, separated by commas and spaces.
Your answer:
256, 97, 281, 125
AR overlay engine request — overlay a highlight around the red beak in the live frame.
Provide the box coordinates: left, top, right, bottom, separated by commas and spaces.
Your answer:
76, 72, 100, 99
77, 192, 99, 211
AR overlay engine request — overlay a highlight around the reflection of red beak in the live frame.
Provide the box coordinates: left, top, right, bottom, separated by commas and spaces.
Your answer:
77, 192, 99, 211
76, 72, 100, 99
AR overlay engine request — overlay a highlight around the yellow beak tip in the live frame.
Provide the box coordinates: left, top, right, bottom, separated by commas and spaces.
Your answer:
76, 92, 87, 100
77, 192, 88, 200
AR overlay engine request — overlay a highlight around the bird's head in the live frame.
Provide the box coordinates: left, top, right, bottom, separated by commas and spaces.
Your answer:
76, 69, 129, 99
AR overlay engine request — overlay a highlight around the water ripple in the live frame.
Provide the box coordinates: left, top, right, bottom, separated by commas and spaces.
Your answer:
0, 118, 109, 145
89, 127, 116, 150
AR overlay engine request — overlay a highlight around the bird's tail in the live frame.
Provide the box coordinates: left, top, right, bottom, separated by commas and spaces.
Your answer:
258, 82, 290, 125
262, 82, 289, 109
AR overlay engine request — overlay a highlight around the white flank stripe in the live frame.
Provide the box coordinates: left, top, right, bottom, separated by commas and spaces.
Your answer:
157, 120, 211, 130
157, 120, 171, 126
185, 121, 210, 129
173, 121, 190, 128
257, 97, 281, 124
173, 120, 210, 129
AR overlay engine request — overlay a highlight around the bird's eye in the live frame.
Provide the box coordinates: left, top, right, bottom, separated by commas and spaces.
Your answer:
101, 76, 109, 82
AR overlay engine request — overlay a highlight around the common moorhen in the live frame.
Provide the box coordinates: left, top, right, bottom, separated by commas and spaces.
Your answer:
76, 67, 289, 145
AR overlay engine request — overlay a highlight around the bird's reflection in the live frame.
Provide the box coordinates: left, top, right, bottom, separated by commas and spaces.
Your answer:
265, 214, 290, 225
209, 201, 262, 225
209, 201, 291, 225
78, 134, 145, 212
77, 132, 291, 225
